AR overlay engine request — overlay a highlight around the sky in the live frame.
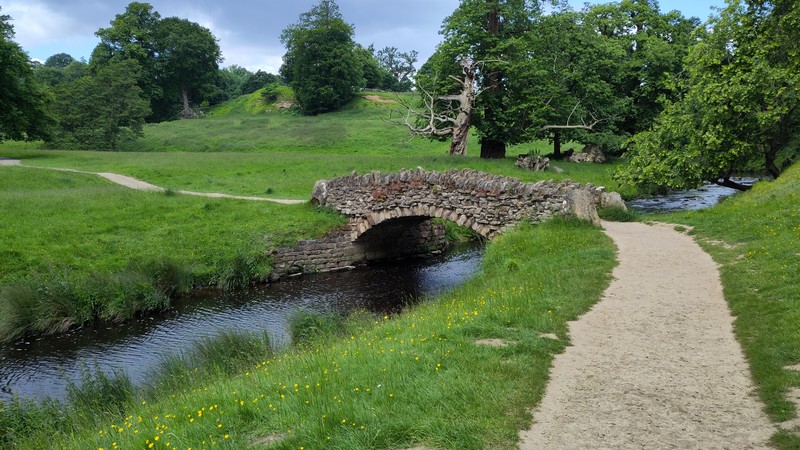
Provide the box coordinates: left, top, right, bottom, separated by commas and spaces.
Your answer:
4, 0, 724, 74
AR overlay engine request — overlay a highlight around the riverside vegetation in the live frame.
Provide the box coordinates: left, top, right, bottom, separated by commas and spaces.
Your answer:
0, 90, 798, 447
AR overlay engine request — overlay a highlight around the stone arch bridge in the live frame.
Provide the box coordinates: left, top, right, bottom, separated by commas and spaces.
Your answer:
312, 168, 604, 239
271, 169, 617, 279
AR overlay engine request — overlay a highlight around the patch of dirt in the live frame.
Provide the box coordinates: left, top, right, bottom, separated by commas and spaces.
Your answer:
539, 333, 559, 341
519, 221, 775, 448
705, 239, 740, 250
785, 364, 800, 372
363, 94, 397, 104
0, 158, 21, 166
249, 434, 286, 447
475, 339, 517, 348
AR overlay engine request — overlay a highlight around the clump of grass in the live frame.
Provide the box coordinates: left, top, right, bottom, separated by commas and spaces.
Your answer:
597, 205, 638, 222
217, 253, 264, 292
443, 219, 481, 243
0, 397, 66, 448
145, 331, 273, 396
0, 259, 193, 343
289, 310, 347, 345
65, 366, 135, 417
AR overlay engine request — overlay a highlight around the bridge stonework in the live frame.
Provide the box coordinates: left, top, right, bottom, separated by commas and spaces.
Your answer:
270, 168, 612, 280
312, 168, 602, 239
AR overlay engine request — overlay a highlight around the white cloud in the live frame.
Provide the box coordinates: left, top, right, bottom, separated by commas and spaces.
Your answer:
5, 2, 88, 47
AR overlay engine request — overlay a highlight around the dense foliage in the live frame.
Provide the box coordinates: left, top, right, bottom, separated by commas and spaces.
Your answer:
91, 2, 222, 121
0, 8, 53, 142
50, 59, 150, 150
280, 0, 363, 115
616, 0, 800, 191
419, 0, 698, 159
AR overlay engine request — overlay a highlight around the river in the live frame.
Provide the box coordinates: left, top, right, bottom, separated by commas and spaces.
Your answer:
0, 244, 483, 402
626, 178, 757, 213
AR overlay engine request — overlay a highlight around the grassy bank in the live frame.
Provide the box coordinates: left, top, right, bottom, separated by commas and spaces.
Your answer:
0, 218, 616, 449
659, 163, 800, 447
0, 166, 345, 341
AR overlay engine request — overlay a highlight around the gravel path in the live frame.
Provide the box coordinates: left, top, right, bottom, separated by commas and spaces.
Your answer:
519, 221, 775, 449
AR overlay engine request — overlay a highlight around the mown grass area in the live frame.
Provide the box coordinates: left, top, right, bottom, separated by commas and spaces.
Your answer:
0, 219, 616, 449
658, 163, 800, 447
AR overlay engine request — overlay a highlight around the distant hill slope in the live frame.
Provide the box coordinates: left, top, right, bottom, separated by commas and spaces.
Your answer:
119, 89, 427, 154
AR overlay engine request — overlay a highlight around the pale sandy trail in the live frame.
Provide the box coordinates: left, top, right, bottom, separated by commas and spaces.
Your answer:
519, 221, 775, 449
1, 160, 303, 204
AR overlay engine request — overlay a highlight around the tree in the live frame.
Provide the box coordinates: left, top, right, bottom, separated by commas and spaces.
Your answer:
0, 8, 53, 142
421, 0, 542, 159
153, 17, 222, 118
34, 55, 87, 87
91, 2, 222, 121
522, 9, 630, 157
376, 46, 419, 91
241, 70, 281, 95
44, 53, 75, 69
280, 0, 363, 115
91, 2, 162, 117
402, 58, 477, 156
584, 0, 700, 135
615, 0, 800, 191
356, 44, 394, 90
51, 59, 151, 150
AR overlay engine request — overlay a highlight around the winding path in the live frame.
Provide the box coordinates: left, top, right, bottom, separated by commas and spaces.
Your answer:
519, 221, 775, 448
0, 158, 303, 204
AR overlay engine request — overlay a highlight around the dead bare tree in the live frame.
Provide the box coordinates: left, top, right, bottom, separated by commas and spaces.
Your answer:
396, 58, 477, 156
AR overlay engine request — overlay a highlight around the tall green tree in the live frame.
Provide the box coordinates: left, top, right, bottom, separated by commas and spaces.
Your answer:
280, 0, 363, 115
616, 0, 800, 191
153, 17, 222, 118
91, 2, 222, 121
0, 7, 53, 142
419, 1, 629, 158
51, 59, 150, 150
376, 46, 419, 91
584, 0, 700, 135
521, 8, 630, 157
91, 2, 162, 116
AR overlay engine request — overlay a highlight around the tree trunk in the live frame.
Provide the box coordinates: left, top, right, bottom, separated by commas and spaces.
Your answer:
181, 86, 192, 119
765, 148, 781, 179
480, 139, 506, 159
450, 117, 470, 156
450, 59, 476, 156
553, 131, 562, 158
480, 1, 507, 160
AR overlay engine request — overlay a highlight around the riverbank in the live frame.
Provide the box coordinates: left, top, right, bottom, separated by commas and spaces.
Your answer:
0, 218, 617, 449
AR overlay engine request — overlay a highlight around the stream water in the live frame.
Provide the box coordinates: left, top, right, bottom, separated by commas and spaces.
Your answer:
626, 177, 758, 213
0, 244, 483, 402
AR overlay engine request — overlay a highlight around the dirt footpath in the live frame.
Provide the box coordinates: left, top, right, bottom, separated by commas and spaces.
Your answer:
519, 221, 775, 449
